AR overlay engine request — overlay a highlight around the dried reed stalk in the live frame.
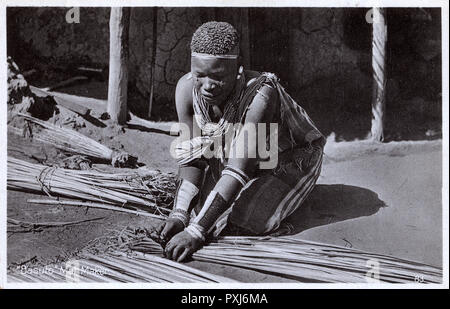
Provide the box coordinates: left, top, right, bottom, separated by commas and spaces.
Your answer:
7, 217, 104, 233
26, 199, 164, 219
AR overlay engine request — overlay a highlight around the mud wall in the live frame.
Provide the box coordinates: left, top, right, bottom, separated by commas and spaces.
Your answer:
7, 7, 206, 108
7, 7, 441, 124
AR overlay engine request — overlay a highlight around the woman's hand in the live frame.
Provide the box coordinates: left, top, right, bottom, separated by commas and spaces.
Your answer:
150, 218, 185, 245
164, 230, 204, 262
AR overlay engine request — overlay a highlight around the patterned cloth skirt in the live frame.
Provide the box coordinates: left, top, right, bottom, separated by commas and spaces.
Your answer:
194, 144, 323, 237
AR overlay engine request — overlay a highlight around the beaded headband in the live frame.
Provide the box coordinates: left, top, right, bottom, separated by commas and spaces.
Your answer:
191, 52, 239, 60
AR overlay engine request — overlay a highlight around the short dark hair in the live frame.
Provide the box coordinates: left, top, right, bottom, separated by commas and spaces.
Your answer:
190, 21, 239, 55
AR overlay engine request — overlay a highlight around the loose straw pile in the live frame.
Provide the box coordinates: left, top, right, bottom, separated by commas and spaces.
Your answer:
126, 234, 442, 284
7, 157, 176, 218
12, 113, 114, 160
8, 251, 236, 283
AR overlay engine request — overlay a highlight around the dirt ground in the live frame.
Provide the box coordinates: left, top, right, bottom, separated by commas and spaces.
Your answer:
6, 118, 443, 282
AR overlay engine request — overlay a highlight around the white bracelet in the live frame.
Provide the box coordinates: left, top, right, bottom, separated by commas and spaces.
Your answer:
185, 223, 205, 241
169, 209, 190, 227
174, 179, 199, 212
221, 169, 246, 186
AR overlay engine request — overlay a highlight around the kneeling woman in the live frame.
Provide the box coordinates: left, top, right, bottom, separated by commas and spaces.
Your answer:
155, 21, 326, 262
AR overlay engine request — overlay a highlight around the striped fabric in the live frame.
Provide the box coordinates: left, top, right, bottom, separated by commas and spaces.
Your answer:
212, 147, 323, 236
264, 150, 323, 232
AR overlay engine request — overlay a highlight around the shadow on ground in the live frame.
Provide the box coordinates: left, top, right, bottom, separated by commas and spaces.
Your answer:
283, 184, 387, 234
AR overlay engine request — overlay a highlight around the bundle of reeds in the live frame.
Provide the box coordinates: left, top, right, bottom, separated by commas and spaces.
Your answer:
199, 237, 442, 283
12, 113, 114, 161
124, 233, 442, 284
7, 251, 236, 283
7, 157, 176, 218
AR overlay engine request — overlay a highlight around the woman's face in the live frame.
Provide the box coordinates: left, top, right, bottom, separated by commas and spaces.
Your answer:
191, 56, 238, 107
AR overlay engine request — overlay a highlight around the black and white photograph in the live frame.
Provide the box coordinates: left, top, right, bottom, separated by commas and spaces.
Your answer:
0, 0, 448, 289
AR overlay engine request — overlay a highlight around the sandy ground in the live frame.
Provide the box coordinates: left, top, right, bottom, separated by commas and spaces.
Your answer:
7, 119, 443, 283
298, 151, 442, 267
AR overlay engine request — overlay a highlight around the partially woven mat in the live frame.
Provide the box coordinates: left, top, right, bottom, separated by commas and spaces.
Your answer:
8, 250, 236, 283
8, 229, 443, 284
123, 231, 442, 284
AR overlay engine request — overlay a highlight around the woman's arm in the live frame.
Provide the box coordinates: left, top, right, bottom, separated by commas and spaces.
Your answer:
154, 74, 206, 242
165, 84, 278, 261
175, 73, 205, 189
188, 84, 277, 233
217, 84, 277, 198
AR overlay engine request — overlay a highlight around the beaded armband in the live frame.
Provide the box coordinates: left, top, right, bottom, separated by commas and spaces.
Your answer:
188, 190, 230, 239
185, 223, 206, 241
169, 208, 190, 228
173, 179, 199, 213
221, 165, 250, 187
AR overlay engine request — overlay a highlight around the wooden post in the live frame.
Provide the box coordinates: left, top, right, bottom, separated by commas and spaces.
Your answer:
370, 8, 387, 142
148, 7, 158, 119
107, 7, 130, 125
239, 8, 251, 69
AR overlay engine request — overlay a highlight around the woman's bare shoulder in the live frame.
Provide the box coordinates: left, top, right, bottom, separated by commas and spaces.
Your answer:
175, 73, 194, 114
176, 73, 194, 98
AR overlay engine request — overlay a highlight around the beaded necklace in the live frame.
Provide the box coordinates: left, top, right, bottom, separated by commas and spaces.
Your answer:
192, 72, 246, 139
